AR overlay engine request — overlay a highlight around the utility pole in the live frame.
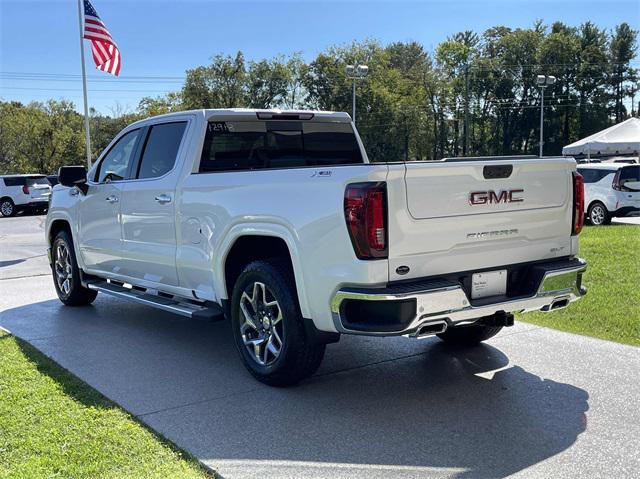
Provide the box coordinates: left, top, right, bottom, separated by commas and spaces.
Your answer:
345, 64, 369, 125
536, 74, 556, 157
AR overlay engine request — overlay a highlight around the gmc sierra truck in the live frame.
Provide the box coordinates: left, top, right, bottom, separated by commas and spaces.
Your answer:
46, 109, 587, 386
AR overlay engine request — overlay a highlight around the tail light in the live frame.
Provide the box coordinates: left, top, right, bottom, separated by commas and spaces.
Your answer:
344, 182, 388, 259
572, 172, 584, 235
612, 170, 622, 191
22, 185, 29, 195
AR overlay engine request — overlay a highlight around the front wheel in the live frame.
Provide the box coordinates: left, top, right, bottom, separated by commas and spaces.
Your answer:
437, 322, 503, 346
230, 259, 325, 386
52, 230, 98, 306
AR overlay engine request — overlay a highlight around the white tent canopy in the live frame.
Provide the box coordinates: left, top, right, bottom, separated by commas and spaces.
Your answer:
562, 117, 640, 157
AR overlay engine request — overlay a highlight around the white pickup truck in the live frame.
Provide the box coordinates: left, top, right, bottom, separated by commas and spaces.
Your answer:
46, 109, 587, 386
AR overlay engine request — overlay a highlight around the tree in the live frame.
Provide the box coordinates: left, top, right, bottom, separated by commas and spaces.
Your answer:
2, 20, 638, 174
182, 52, 247, 109
609, 23, 638, 122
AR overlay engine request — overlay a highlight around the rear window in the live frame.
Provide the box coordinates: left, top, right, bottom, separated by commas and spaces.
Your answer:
2, 176, 46, 187
199, 121, 363, 173
619, 165, 640, 182
137, 122, 187, 179
26, 176, 49, 188
578, 168, 615, 183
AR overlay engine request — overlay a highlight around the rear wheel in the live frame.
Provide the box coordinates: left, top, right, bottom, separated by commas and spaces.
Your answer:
437, 322, 502, 346
52, 230, 98, 306
230, 259, 325, 386
587, 201, 610, 225
0, 198, 15, 217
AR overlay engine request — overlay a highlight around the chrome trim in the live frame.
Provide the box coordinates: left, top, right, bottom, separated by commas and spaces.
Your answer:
88, 281, 207, 318
330, 259, 587, 336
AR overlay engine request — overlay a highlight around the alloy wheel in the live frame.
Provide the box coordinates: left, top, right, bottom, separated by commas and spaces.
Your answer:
1, 201, 13, 217
239, 281, 284, 366
54, 242, 73, 296
590, 205, 605, 225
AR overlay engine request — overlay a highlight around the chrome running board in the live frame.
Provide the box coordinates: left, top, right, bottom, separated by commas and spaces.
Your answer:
87, 280, 224, 320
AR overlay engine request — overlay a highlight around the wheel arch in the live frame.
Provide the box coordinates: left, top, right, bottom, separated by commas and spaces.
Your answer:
46, 212, 85, 269
48, 219, 72, 245
216, 225, 310, 318
587, 199, 607, 211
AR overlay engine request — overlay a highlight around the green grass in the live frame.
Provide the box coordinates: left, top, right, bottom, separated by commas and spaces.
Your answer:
0, 331, 213, 479
518, 224, 640, 346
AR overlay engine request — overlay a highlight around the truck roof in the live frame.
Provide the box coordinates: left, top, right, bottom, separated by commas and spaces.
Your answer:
130, 108, 352, 126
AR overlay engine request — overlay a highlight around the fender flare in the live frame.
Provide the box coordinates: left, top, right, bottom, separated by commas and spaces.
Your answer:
214, 223, 311, 319
46, 211, 85, 270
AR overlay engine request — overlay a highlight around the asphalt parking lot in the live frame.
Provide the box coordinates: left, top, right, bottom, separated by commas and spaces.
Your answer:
1, 214, 639, 479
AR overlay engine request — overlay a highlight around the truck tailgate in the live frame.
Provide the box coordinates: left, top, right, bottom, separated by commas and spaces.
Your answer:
386, 158, 575, 282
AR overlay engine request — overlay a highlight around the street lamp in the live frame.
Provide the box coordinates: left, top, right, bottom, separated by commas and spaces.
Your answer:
536, 74, 556, 157
345, 64, 369, 124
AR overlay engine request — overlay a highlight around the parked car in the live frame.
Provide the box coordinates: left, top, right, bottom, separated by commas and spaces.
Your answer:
577, 163, 640, 225
46, 109, 587, 386
0, 174, 51, 217
47, 175, 59, 186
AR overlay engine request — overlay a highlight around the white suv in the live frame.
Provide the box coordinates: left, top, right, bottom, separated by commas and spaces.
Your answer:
577, 164, 640, 225
0, 174, 52, 217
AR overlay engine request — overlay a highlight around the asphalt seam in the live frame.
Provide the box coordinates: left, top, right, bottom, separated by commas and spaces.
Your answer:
0, 272, 51, 281
136, 386, 262, 418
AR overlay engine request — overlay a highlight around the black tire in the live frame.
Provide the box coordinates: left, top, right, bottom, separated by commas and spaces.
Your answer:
437, 322, 503, 347
587, 201, 610, 226
0, 198, 15, 217
230, 258, 325, 387
52, 230, 98, 306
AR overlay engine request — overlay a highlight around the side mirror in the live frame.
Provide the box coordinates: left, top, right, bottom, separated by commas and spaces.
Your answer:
58, 166, 88, 194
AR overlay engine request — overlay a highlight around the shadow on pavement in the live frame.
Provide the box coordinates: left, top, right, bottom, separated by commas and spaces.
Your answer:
0, 297, 589, 478
0, 259, 26, 268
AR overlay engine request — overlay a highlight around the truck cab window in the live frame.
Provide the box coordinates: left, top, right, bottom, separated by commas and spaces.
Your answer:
137, 122, 187, 179
199, 121, 363, 173
95, 129, 140, 183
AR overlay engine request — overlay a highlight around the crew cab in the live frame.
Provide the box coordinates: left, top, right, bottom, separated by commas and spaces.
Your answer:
46, 109, 587, 385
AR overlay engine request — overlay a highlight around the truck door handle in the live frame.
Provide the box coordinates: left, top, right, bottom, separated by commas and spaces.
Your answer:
105, 195, 119, 204
155, 194, 172, 204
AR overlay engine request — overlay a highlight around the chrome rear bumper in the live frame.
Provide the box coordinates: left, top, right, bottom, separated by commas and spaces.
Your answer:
330, 258, 587, 336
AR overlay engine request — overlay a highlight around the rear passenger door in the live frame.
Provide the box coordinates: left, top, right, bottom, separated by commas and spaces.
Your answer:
118, 120, 189, 287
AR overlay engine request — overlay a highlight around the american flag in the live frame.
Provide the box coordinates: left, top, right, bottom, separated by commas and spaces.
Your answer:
83, 0, 121, 76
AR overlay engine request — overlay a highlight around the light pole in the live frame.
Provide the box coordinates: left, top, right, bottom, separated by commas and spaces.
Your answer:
345, 64, 369, 124
536, 74, 556, 157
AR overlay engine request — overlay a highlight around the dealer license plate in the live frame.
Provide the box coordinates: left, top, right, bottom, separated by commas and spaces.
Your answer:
471, 270, 507, 299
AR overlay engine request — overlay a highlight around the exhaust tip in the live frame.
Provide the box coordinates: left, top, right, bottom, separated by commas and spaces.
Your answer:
411, 320, 448, 338
542, 298, 570, 312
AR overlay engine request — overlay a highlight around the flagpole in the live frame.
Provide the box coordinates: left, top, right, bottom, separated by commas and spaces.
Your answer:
77, 0, 92, 168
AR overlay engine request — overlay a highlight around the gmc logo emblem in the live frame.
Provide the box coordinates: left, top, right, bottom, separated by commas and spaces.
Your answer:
469, 189, 524, 205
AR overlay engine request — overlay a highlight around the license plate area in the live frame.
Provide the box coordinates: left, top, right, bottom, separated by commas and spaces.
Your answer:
471, 270, 507, 299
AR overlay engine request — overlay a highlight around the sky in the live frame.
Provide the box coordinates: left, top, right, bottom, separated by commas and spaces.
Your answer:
1, 0, 639, 114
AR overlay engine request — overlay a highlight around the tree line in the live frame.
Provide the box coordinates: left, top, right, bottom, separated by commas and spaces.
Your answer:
1, 21, 637, 174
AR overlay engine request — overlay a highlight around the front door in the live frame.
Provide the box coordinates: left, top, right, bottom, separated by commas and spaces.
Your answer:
118, 120, 188, 287
78, 128, 141, 274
